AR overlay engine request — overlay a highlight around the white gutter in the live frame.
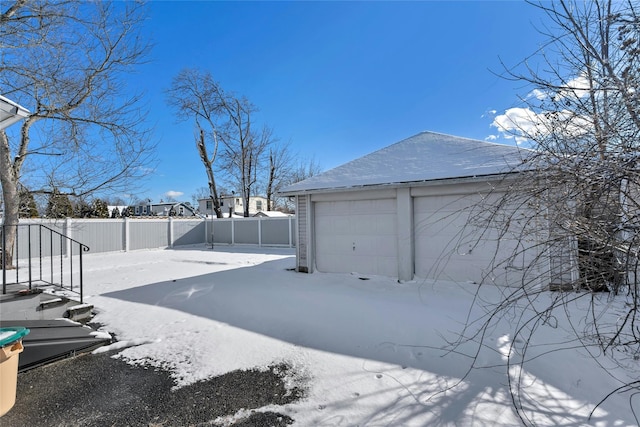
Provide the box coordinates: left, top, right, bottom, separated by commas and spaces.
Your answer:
0, 95, 30, 130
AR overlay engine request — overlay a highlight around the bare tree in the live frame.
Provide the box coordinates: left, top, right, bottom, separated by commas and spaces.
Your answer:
289, 156, 322, 184
218, 99, 273, 216
463, 0, 640, 421
166, 68, 226, 218
266, 141, 293, 211
191, 186, 209, 208
167, 68, 284, 217
275, 156, 322, 213
0, 0, 153, 266
268, 152, 322, 212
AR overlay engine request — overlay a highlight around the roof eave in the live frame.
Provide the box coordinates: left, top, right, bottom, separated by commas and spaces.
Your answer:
278, 171, 520, 197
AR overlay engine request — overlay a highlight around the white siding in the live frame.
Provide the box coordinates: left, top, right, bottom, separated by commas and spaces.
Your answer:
297, 196, 309, 272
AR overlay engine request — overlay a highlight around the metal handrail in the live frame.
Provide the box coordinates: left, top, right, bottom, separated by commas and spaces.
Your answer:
1, 223, 90, 303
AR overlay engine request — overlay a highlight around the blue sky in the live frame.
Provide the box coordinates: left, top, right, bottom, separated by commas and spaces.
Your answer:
134, 1, 548, 203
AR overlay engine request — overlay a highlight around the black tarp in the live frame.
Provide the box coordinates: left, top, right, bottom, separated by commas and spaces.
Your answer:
0, 320, 111, 371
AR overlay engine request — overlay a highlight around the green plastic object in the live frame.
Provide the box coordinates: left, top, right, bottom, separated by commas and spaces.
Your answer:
0, 327, 30, 347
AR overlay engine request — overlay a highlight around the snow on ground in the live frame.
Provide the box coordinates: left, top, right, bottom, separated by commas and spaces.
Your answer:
83, 245, 638, 426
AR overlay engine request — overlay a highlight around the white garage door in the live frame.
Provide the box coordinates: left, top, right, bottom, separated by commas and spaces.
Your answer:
414, 193, 514, 285
315, 199, 398, 277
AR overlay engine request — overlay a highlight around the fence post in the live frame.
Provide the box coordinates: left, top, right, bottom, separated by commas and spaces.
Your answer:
289, 215, 293, 248
168, 217, 174, 248
210, 217, 215, 248
231, 218, 235, 245
124, 216, 130, 252
65, 217, 72, 257
258, 217, 262, 247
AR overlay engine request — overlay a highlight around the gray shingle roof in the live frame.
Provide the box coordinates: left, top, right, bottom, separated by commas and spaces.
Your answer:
280, 131, 529, 194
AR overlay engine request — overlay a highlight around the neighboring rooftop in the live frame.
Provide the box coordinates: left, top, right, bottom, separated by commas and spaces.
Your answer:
253, 211, 292, 218
280, 131, 529, 194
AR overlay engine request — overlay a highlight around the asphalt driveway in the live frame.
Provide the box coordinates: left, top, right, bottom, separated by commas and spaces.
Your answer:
0, 350, 303, 427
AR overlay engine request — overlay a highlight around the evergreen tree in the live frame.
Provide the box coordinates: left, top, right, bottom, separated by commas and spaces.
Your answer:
74, 199, 93, 218
46, 189, 74, 218
111, 206, 121, 218
91, 199, 109, 218
18, 188, 38, 218
121, 206, 133, 217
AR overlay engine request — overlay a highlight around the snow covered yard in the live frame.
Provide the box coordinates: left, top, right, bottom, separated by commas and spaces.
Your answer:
83, 246, 638, 426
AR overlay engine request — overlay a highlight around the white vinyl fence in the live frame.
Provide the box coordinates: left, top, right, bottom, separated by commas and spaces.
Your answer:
206, 216, 296, 247
15, 216, 295, 257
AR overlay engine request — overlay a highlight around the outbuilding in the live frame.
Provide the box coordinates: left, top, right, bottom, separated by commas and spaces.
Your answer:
280, 131, 551, 287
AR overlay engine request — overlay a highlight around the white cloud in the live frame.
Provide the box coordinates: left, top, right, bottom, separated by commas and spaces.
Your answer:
556, 73, 591, 101
491, 107, 544, 143
491, 107, 591, 144
164, 190, 184, 199
527, 89, 548, 101
490, 71, 595, 145
523, 72, 592, 104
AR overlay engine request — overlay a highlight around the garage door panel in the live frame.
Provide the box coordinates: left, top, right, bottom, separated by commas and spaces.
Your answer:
415, 214, 464, 237
356, 235, 397, 257
417, 194, 478, 212
314, 202, 334, 215
318, 235, 397, 258
375, 256, 399, 276
376, 215, 398, 234
315, 199, 397, 277
331, 217, 352, 233
354, 214, 396, 235
317, 234, 350, 252
414, 193, 537, 286
415, 195, 500, 283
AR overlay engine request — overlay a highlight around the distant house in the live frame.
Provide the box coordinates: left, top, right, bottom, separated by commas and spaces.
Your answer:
130, 202, 198, 217
279, 131, 550, 287
198, 195, 269, 217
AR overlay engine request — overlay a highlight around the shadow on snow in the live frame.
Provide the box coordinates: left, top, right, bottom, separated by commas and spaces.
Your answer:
99, 250, 626, 426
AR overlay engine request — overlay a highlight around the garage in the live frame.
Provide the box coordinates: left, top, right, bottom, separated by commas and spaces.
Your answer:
280, 131, 550, 287
314, 199, 398, 277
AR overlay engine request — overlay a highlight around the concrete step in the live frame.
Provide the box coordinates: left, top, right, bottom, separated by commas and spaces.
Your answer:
0, 287, 89, 321
63, 303, 94, 322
